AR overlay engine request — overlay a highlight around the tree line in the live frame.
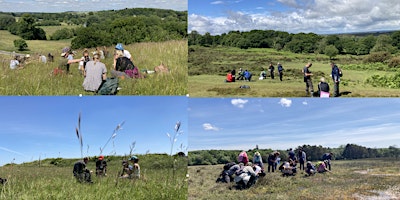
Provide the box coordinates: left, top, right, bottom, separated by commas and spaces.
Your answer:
188, 144, 400, 166
189, 30, 400, 58
0, 8, 187, 50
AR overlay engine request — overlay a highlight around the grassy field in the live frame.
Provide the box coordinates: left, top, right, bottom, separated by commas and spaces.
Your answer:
188, 159, 400, 200
0, 38, 187, 95
0, 154, 188, 200
188, 46, 400, 97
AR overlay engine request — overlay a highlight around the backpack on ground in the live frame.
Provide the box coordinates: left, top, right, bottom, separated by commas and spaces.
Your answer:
97, 78, 119, 95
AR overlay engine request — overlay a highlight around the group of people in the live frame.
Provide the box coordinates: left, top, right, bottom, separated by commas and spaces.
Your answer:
303, 62, 342, 97
259, 63, 284, 81
216, 150, 334, 189
225, 62, 285, 83
72, 155, 140, 183
225, 68, 253, 82
57, 43, 142, 93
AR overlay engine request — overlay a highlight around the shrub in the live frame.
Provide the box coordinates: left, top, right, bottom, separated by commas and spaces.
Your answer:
13, 39, 28, 51
50, 28, 74, 40
388, 56, 400, 68
363, 51, 392, 63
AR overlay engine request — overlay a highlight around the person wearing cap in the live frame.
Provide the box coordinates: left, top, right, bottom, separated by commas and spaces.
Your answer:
95, 155, 107, 176
128, 156, 140, 179
60, 47, 83, 73
82, 53, 107, 92
73, 157, 93, 183
115, 43, 133, 61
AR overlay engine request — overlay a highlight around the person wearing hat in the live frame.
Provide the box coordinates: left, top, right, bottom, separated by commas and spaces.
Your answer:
73, 157, 93, 183
60, 47, 83, 73
115, 43, 133, 61
252, 151, 264, 169
95, 155, 107, 176
128, 155, 140, 179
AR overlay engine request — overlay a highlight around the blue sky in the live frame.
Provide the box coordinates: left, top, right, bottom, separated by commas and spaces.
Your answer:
0, 0, 187, 13
189, 98, 400, 151
0, 96, 188, 166
189, 0, 400, 35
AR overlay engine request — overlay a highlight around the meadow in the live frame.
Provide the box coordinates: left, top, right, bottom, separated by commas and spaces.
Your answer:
188, 159, 400, 200
188, 46, 400, 97
0, 30, 187, 95
0, 154, 188, 200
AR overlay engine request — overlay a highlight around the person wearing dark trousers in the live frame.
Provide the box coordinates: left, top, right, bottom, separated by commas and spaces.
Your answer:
331, 62, 341, 97
277, 63, 284, 81
268, 63, 275, 79
322, 152, 333, 171
302, 63, 313, 96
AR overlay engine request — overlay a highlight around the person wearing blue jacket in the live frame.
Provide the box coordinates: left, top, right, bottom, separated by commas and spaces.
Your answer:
243, 70, 252, 81
331, 62, 341, 97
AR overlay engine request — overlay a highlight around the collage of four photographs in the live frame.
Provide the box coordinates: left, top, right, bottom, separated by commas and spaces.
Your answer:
1, 0, 400, 199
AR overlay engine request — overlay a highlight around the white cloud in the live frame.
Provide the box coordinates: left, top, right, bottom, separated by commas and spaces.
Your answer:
189, 0, 400, 35
211, 1, 224, 5
203, 123, 220, 131
231, 98, 248, 108
302, 101, 308, 105
279, 98, 292, 107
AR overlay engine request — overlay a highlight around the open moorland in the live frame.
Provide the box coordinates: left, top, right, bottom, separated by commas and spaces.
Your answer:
188, 46, 400, 97
0, 154, 187, 200
188, 158, 400, 200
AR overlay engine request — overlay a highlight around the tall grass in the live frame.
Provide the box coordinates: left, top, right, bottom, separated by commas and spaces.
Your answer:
0, 40, 187, 95
0, 154, 188, 200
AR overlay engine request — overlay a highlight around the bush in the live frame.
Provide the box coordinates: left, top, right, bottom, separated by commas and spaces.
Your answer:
50, 28, 74, 40
388, 57, 400, 68
363, 51, 392, 63
13, 39, 28, 51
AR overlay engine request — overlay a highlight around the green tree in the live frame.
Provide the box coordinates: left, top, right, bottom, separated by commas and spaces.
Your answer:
13, 39, 28, 51
325, 45, 339, 59
0, 14, 16, 30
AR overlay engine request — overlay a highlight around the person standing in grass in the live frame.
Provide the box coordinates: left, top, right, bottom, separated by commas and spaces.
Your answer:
277, 62, 284, 81
73, 157, 93, 183
268, 63, 275, 79
267, 151, 280, 172
331, 62, 341, 97
302, 62, 314, 96
298, 148, 306, 171
82, 53, 107, 92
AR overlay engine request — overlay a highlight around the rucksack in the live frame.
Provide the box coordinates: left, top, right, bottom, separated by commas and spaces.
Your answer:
223, 162, 236, 170
97, 78, 119, 95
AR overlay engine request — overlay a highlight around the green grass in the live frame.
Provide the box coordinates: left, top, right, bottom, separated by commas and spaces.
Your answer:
0, 40, 187, 95
188, 158, 400, 200
188, 46, 400, 97
0, 154, 188, 200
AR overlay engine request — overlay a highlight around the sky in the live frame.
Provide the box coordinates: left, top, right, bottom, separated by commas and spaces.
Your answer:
188, 0, 400, 35
189, 98, 400, 151
0, 0, 187, 13
0, 96, 188, 166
